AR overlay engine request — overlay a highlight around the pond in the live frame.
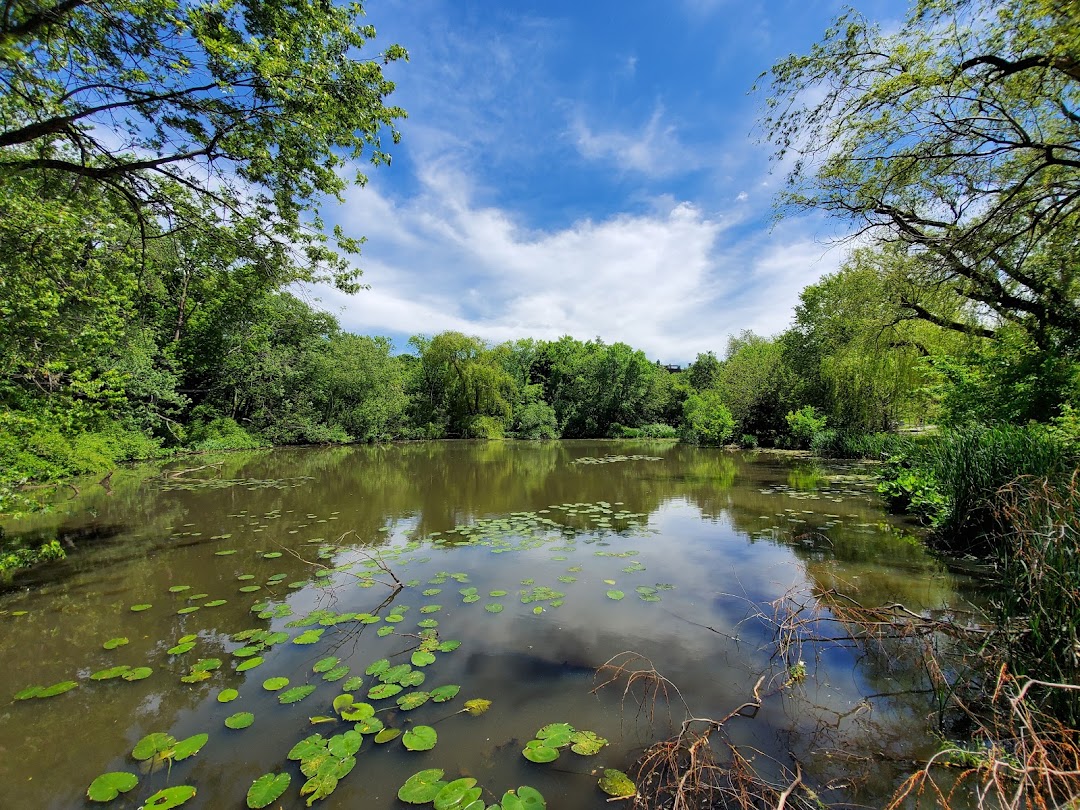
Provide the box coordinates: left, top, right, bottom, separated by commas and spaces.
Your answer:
0, 441, 977, 810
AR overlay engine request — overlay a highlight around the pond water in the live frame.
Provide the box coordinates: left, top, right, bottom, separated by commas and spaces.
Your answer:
0, 441, 978, 810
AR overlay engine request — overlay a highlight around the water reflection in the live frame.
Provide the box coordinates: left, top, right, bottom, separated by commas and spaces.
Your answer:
0, 442, 977, 809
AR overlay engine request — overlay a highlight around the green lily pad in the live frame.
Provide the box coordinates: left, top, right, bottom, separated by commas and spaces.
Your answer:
168, 641, 196, 655
122, 666, 153, 681
171, 733, 208, 761
411, 650, 436, 667
328, 730, 363, 757
246, 773, 291, 809
130, 604, 152, 612
522, 741, 559, 763
398, 769, 446, 803
133, 733, 176, 761
215, 549, 238, 556
225, 712, 255, 729
354, 715, 384, 734
598, 769, 636, 798
605, 590, 625, 600
437, 640, 461, 652
238, 585, 261, 593
536, 722, 574, 740
176, 606, 200, 615
236, 656, 264, 672
322, 665, 349, 682
91, 665, 131, 681
380, 664, 413, 684
313, 656, 340, 673
365, 658, 390, 676
377, 625, 395, 637
339, 701, 375, 721
263, 552, 282, 559
217, 688, 239, 703
430, 684, 460, 702
262, 677, 289, 691
397, 691, 430, 710
143, 785, 197, 809
367, 683, 402, 700
433, 778, 481, 810
463, 698, 491, 716
484, 603, 504, 613
374, 727, 401, 744
102, 637, 129, 650
86, 771, 139, 802
570, 730, 608, 755
341, 676, 364, 692
168, 586, 191, 593
293, 629, 323, 645
287, 734, 326, 761
278, 685, 316, 704
204, 599, 228, 607
402, 725, 437, 751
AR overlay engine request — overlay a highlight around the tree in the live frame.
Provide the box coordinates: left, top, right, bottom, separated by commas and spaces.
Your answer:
716, 332, 794, 443
687, 352, 722, 391
760, 0, 1080, 353
680, 390, 735, 446
0, 0, 407, 289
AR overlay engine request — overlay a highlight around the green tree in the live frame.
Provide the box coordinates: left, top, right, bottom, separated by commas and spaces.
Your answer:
0, 0, 408, 289
716, 332, 794, 443
760, 0, 1080, 354
680, 390, 736, 446
687, 352, 722, 391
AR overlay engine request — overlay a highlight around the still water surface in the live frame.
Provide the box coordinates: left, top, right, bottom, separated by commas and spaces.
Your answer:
0, 441, 974, 809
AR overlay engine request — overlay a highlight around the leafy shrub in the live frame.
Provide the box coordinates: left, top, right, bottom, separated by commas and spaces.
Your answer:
466, 415, 506, 439
514, 401, 558, 439
813, 429, 911, 459
188, 417, 268, 452
738, 434, 759, 449
0, 538, 66, 579
785, 406, 828, 449
638, 423, 678, 438
680, 391, 735, 446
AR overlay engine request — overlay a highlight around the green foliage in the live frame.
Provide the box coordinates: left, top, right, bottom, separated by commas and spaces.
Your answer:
680, 390, 735, 446
738, 434, 759, 449
0, 538, 66, 578
187, 418, 267, 452
715, 332, 794, 443
785, 406, 827, 449
811, 430, 911, 460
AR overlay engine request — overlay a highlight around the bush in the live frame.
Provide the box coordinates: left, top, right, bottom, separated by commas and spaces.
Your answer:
879, 424, 1074, 551
465, 415, 506, 439
738, 434, 759, 449
0, 538, 66, 579
680, 391, 736, 446
514, 401, 558, 439
812, 429, 911, 459
785, 406, 828, 449
188, 417, 268, 452
638, 423, 678, 438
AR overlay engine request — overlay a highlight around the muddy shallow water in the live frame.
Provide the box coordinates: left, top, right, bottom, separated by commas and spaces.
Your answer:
0, 441, 977, 809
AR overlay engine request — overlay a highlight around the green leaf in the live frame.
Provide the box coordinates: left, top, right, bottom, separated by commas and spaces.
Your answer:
236, 656, 264, 671
367, 683, 402, 700
168, 641, 196, 655
246, 773, 291, 809
522, 741, 559, 763
91, 666, 131, 681
434, 778, 481, 810
102, 637, 129, 650
122, 667, 153, 681
217, 688, 239, 703
132, 733, 176, 761
339, 700, 374, 721
278, 685, 316, 704
377, 625, 395, 637
430, 684, 460, 702
341, 676, 364, 692
365, 658, 390, 676
399, 670, 426, 688
463, 698, 491, 716
354, 715, 384, 734
569, 730, 608, 755
437, 640, 461, 652
402, 725, 437, 751
374, 727, 401, 743
598, 769, 636, 798
171, 733, 208, 761
606, 590, 625, 600
225, 712, 255, 729
313, 656, 340, 673
37, 680, 78, 697
322, 665, 350, 682
292, 629, 324, 644
87, 771, 139, 802
328, 730, 363, 757
168, 586, 190, 593
262, 677, 289, 691
516, 786, 546, 809
398, 769, 446, 803
142, 785, 196, 809
130, 604, 152, 612
287, 734, 326, 761
411, 650, 437, 667
397, 691, 430, 710
484, 603, 504, 613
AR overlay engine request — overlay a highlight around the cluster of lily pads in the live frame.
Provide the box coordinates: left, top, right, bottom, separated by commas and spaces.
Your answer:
571, 454, 663, 465
398, 771, 545, 810
13, 498, 669, 808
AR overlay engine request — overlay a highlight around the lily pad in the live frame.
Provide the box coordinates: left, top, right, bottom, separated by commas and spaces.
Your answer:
341, 676, 364, 692
143, 785, 197, 809
463, 698, 491, 716
398, 769, 446, 803
605, 590, 625, 600
133, 733, 176, 761
262, 677, 289, 691
433, 778, 481, 810
598, 769, 637, 798
354, 716, 384, 734
130, 604, 152, 612
411, 650, 437, 667
397, 691, 430, 710
375, 727, 402, 743
236, 656, 264, 672
365, 658, 390, 676
91, 665, 131, 681
246, 773, 291, 809
430, 684, 460, 702
86, 771, 139, 802
168, 586, 191, 593
322, 665, 349, 682
172, 733, 208, 761
522, 741, 559, 763
399, 670, 426, 688
102, 637, 129, 650
484, 603, 504, 613
217, 688, 239, 703
168, 641, 196, 655
570, 730, 608, 755
293, 629, 323, 645
225, 712, 255, 729
122, 667, 153, 681
367, 683, 402, 700
402, 725, 437, 751
313, 656, 340, 673
278, 685, 316, 704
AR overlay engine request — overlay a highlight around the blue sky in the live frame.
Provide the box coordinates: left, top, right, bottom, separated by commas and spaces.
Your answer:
314, 0, 901, 364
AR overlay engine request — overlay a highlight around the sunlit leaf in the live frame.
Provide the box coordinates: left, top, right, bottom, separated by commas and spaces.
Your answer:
522, 741, 558, 763
278, 685, 316, 704
374, 727, 401, 744
605, 590, 625, 600
37, 680, 78, 697
433, 778, 481, 810
171, 733, 208, 761
322, 665, 349, 682
397, 769, 446, 803
411, 651, 436, 667
246, 773, 290, 809
102, 637, 129, 650
463, 698, 491, 716
262, 677, 289, 691
397, 691, 430, 710
236, 656, 264, 672
341, 676, 364, 692
133, 733, 176, 761
91, 666, 131, 681
598, 769, 636, 798
287, 734, 325, 761
354, 715, 384, 734
402, 725, 437, 751
328, 730, 363, 757
130, 604, 152, 612
484, 603, 503, 613
225, 712, 255, 729
217, 688, 239, 703
430, 684, 460, 703
367, 683, 402, 700
142, 785, 196, 809
312, 656, 339, 673
86, 771, 139, 802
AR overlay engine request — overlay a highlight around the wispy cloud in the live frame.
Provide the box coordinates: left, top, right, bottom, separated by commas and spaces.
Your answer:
569, 105, 692, 178
316, 162, 846, 362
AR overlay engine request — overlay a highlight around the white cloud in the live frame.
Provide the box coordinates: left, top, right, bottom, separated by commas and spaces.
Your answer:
569, 105, 692, 178
316, 163, 847, 363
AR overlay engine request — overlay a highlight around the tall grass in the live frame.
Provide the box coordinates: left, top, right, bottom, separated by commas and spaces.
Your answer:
994, 472, 1080, 722
810, 429, 912, 459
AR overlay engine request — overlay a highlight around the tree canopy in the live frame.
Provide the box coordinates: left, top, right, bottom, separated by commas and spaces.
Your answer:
760, 0, 1080, 353
0, 0, 407, 289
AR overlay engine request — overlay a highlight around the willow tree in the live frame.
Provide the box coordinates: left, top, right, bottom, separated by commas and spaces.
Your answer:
760, 0, 1080, 354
